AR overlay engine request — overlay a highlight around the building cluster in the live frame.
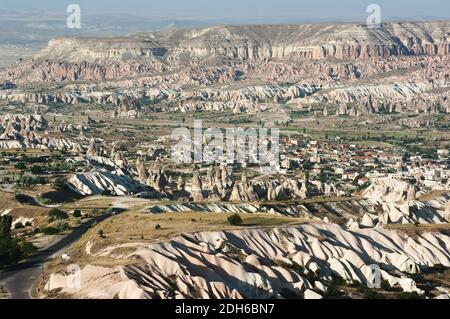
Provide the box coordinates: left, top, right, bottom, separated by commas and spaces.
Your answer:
279, 137, 449, 190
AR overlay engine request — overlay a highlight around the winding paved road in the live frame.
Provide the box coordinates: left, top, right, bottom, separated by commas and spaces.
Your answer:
0, 212, 114, 299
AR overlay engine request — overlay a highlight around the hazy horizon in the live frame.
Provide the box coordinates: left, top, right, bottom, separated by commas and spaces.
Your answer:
0, 0, 449, 47
1, 0, 450, 23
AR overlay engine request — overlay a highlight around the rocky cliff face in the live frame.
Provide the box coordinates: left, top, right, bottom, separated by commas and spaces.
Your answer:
43, 23, 450, 62
155, 23, 450, 60
2, 22, 450, 85
0, 21, 449, 116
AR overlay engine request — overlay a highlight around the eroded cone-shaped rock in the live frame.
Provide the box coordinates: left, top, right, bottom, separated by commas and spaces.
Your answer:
4, 121, 16, 137
238, 173, 251, 201
289, 179, 308, 199
245, 184, 258, 201
191, 171, 204, 202
299, 180, 309, 199
177, 176, 185, 191
110, 144, 117, 159
113, 151, 128, 169
214, 168, 222, 185
135, 157, 148, 181
147, 166, 169, 192
87, 137, 101, 157
241, 172, 248, 184
230, 183, 243, 202
221, 166, 230, 188
406, 185, 417, 201
209, 184, 222, 201
110, 144, 128, 169
206, 166, 215, 189
214, 175, 225, 196
324, 183, 336, 196
290, 180, 301, 198
361, 214, 375, 228
267, 182, 276, 201
275, 184, 288, 200
78, 127, 86, 140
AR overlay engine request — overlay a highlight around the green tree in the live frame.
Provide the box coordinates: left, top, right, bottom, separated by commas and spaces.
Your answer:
0, 215, 12, 239
56, 221, 70, 233
52, 177, 66, 189
227, 214, 243, 226
14, 162, 26, 170
41, 227, 59, 235
0, 215, 22, 268
19, 241, 37, 256
0, 238, 22, 267
14, 222, 25, 230
48, 208, 68, 222
31, 166, 43, 175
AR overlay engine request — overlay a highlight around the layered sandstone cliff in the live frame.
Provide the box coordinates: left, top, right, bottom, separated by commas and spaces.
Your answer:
2, 21, 450, 85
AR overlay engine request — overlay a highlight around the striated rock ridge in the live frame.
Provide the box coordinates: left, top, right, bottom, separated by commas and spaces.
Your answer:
2, 22, 450, 85
68, 170, 142, 196
44, 223, 450, 299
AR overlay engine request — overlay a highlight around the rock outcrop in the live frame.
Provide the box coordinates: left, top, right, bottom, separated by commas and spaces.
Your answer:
0, 113, 82, 151
362, 178, 418, 203
4, 22, 450, 86
190, 171, 204, 202
1, 22, 449, 117
44, 223, 450, 299
68, 169, 143, 196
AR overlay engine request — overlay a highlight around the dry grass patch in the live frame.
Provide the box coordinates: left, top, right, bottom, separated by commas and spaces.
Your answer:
61, 196, 157, 211
67, 211, 306, 264
384, 223, 450, 237
417, 190, 449, 201
61, 196, 115, 210
0, 190, 50, 222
